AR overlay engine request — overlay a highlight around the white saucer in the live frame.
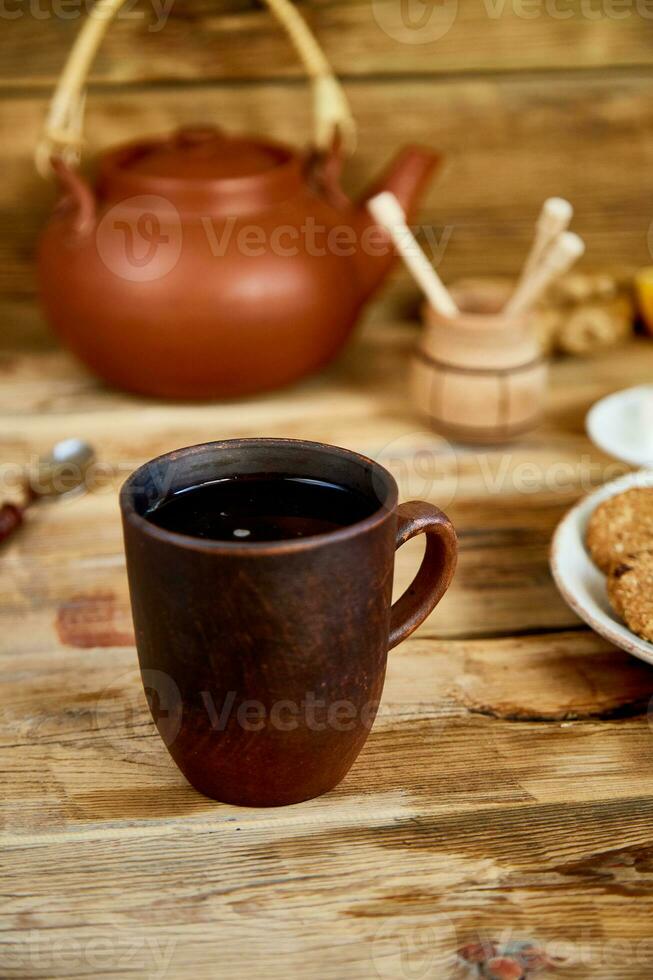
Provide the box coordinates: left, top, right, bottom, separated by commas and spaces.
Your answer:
586, 385, 653, 467
550, 469, 653, 666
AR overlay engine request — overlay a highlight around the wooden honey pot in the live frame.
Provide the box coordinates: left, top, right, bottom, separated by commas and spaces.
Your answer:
411, 282, 549, 445
366, 194, 581, 446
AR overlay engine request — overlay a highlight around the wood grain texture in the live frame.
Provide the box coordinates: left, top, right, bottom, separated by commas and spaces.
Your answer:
4, 0, 653, 968
2, 71, 653, 299
3, 299, 653, 978
3, 0, 653, 87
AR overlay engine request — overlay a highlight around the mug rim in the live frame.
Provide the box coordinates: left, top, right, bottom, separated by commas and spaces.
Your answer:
120, 437, 399, 554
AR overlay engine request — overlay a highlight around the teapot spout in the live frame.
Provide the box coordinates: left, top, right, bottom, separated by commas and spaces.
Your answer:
354, 146, 441, 303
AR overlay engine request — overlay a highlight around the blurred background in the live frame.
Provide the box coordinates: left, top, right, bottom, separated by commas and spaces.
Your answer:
4, 0, 653, 325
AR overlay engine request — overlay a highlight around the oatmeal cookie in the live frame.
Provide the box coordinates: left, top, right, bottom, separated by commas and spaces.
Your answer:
607, 553, 653, 642
586, 488, 653, 573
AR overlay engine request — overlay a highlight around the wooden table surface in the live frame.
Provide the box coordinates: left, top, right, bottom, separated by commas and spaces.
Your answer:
3, 302, 653, 979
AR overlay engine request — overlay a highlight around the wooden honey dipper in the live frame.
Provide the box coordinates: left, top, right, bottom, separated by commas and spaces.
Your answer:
504, 231, 585, 317
367, 192, 459, 319
518, 198, 573, 286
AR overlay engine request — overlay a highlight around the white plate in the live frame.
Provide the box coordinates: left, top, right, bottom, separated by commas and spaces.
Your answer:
586, 385, 653, 467
550, 469, 653, 666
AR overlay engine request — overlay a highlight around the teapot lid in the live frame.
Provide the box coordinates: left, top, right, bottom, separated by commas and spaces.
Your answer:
98, 126, 304, 214
109, 126, 295, 181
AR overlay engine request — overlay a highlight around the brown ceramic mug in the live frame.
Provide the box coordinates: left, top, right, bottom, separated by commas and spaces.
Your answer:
120, 438, 457, 806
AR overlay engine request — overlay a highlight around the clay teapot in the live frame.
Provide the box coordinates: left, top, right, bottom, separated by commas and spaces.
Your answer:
35, 0, 440, 399
38, 132, 439, 399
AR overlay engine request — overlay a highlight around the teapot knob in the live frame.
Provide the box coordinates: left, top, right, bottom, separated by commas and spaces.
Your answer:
175, 126, 220, 147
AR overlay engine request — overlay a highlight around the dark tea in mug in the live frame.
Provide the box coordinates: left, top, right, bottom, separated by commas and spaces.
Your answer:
145, 475, 378, 542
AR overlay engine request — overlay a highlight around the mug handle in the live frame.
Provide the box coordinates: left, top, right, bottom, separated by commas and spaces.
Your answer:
389, 501, 458, 650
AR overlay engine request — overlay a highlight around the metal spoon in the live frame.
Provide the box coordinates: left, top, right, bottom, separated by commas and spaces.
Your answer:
0, 438, 95, 544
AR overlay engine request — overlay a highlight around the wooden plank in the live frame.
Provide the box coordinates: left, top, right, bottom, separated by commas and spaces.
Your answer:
3, 633, 653, 978
4, 634, 653, 829
4, 299, 652, 412
3, 0, 653, 87
2, 71, 652, 300
2, 306, 652, 642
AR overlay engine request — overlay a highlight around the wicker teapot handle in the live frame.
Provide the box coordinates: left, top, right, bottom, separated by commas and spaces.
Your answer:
35, 0, 356, 177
